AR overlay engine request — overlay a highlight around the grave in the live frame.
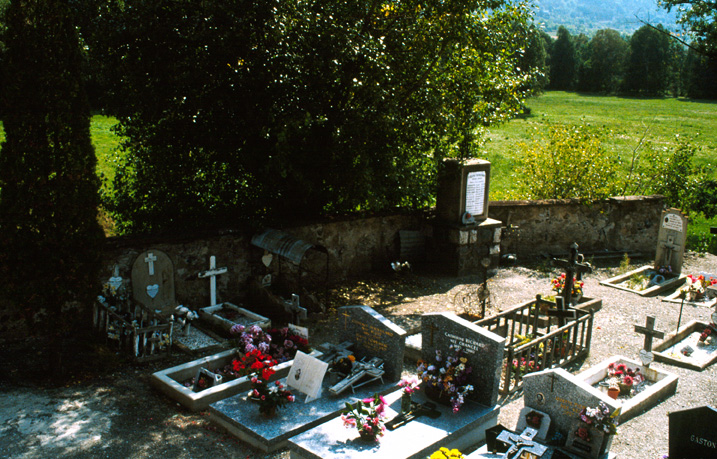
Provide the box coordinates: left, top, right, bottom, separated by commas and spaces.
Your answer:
288, 386, 500, 459
601, 208, 687, 296
131, 249, 177, 316
653, 317, 717, 370
668, 405, 717, 459
198, 302, 271, 334
336, 305, 407, 381
576, 355, 678, 422
661, 272, 717, 308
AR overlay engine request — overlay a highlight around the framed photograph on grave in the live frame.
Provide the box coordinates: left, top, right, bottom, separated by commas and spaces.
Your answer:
564, 421, 609, 459
287, 351, 328, 402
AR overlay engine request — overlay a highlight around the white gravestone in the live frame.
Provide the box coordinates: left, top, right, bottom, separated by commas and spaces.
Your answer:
654, 208, 688, 275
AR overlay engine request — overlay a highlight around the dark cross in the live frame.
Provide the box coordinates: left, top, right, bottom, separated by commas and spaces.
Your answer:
496, 427, 548, 459
427, 322, 440, 346
634, 316, 665, 353
552, 243, 593, 306
549, 371, 558, 392
547, 296, 577, 328
660, 235, 678, 271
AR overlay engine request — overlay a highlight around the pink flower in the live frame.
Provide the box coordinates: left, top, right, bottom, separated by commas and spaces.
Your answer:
341, 415, 356, 428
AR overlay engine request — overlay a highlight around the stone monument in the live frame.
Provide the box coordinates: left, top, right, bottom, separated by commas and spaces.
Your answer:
131, 249, 177, 317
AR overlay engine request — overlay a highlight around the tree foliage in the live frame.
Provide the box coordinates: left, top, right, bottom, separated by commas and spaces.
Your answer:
0, 0, 104, 371
578, 29, 628, 93
623, 24, 675, 95
661, 0, 717, 57
548, 26, 578, 90
84, 0, 537, 233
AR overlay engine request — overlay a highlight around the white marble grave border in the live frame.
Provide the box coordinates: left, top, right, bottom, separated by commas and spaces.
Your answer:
198, 302, 271, 333
600, 265, 686, 297
653, 320, 717, 371
576, 355, 678, 423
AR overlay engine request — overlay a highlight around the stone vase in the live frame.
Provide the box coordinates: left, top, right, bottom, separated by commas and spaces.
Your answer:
260, 404, 277, 419
401, 392, 412, 414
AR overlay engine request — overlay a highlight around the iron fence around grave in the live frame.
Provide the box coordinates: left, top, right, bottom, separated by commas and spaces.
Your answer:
474, 298, 594, 394
93, 301, 174, 362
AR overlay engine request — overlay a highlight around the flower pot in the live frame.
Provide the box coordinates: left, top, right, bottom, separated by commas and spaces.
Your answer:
618, 382, 633, 395
358, 429, 378, 442
424, 385, 452, 406
401, 392, 412, 415
260, 405, 276, 419
607, 386, 619, 400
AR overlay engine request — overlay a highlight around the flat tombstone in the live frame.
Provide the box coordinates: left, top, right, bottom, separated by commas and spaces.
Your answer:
421, 312, 505, 406
669, 405, 717, 459
336, 305, 406, 381
131, 249, 176, 317
654, 208, 688, 275
522, 368, 619, 440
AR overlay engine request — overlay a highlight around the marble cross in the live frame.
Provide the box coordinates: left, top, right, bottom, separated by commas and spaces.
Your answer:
145, 252, 157, 276
198, 255, 228, 306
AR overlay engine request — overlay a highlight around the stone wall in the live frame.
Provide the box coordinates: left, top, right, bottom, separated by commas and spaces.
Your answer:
0, 196, 665, 341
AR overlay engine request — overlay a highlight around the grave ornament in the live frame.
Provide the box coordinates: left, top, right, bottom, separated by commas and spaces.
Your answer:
552, 243, 593, 306
328, 357, 385, 395
131, 249, 177, 317
197, 255, 228, 307
385, 401, 441, 431
496, 427, 548, 459
287, 351, 328, 403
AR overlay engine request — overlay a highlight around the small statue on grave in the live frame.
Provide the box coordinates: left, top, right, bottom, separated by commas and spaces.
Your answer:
172, 305, 199, 336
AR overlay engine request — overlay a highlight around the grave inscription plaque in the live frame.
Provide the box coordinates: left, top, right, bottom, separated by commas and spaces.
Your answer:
655, 208, 688, 275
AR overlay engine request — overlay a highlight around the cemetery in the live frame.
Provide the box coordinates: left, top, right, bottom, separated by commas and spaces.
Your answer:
3, 168, 717, 459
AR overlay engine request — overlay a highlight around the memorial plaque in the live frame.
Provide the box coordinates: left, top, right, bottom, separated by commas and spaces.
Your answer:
669, 405, 717, 459
436, 158, 491, 224
522, 368, 619, 440
336, 305, 406, 381
287, 351, 328, 402
421, 312, 504, 406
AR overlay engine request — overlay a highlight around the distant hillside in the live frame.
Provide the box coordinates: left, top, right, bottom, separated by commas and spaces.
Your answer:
533, 0, 679, 36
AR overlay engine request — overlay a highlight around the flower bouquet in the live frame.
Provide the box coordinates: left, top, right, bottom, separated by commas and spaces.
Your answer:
429, 447, 465, 459
341, 393, 387, 442
578, 402, 619, 436
417, 346, 474, 413
238, 348, 295, 416
551, 273, 584, 301
230, 324, 310, 363
680, 274, 717, 302
606, 362, 644, 395
398, 375, 420, 414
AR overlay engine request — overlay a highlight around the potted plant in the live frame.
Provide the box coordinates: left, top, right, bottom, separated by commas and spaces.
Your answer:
551, 273, 584, 304
575, 402, 619, 455
607, 362, 644, 396
680, 274, 717, 302
417, 345, 474, 413
237, 348, 295, 417
341, 393, 387, 442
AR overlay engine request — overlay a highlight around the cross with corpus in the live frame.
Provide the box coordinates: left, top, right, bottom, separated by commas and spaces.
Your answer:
634, 316, 665, 353
198, 255, 228, 306
496, 427, 548, 459
552, 242, 592, 306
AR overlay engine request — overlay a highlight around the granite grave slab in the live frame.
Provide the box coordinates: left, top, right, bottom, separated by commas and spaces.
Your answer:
669, 405, 717, 459
336, 305, 407, 381
421, 312, 505, 407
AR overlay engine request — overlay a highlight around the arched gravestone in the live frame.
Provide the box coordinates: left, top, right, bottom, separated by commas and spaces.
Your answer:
131, 249, 177, 317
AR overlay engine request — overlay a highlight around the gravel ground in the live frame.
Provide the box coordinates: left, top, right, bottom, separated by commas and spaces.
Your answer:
1, 252, 715, 458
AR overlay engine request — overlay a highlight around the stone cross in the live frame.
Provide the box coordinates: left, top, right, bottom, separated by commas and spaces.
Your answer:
427, 322, 440, 346
634, 316, 665, 353
496, 427, 548, 459
197, 255, 228, 306
552, 243, 592, 306
547, 296, 576, 328
145, 252, 157, 276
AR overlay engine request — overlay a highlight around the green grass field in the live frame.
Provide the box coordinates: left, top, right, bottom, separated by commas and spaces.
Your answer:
482, 91, 717, 198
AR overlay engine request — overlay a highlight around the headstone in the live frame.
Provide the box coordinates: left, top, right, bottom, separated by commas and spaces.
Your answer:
131, 249, 177, 317
336, 305, 406, 381
522, 368, 619, 440
421, 312, 505, 406
669, 405, 717, 459
436, 158, 491, 224
514, 407, 551, 442
654, 208, 688, 275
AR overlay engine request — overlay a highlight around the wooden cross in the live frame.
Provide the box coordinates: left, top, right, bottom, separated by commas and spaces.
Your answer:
552, 243, 592, 306
547, 296, 576, 328
145, 252, 157, 276
427, 322, 440, 346
197, 255, 228, 306
634, 316, 665, 353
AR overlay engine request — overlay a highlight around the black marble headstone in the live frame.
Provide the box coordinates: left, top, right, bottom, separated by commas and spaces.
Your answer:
336, 305, 406, 381
669, 405, 717, 459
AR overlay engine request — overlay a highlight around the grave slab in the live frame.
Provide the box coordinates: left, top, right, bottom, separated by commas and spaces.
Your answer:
288, 388, 499, 459
467, 444, 617, 459
522, 368, 620, 441
150, 348, 322, 411
336, 305, 407, 381
600, 265, 685, 297
653, 320, 717, 370
198, 302, 271, 334
669, 405, 717, 459
209, 378, 400, 453
576, 355, 678, 422
421, 312, 505, 406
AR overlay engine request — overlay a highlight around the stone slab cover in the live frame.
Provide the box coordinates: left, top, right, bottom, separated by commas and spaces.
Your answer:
131, 249, 176, 317
336, 305, 406, 381
421, 312, 505, 407
522, 368, 620, 440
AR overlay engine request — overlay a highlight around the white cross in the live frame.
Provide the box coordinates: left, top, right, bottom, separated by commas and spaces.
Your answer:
145, 252, 157, 276
198, 255, 228, 306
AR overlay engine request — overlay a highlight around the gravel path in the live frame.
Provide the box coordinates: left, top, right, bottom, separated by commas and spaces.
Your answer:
1, 252, 715, 458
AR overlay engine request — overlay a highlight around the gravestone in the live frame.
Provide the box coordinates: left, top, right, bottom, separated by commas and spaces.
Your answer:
131, 249, 177, 317
522, 368, 619, 440
654, 208, 688, 275
669, 405, 717, 459
421, 312, 505, 406
436, 158, 491, 224
336, 305, 406, 381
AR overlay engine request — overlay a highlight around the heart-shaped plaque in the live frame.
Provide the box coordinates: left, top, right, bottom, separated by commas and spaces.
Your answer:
146, 284, 159, 299
639, 349, 654, 366
108, 276, 123, 290
262, 253, 273, 267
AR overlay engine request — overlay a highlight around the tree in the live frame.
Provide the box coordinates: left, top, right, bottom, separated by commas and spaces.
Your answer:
87, 0, 537, 233
661, 0, 717, 57
549, 26, 578, 90
683, 48, 717, 98
0, 0, 104, 375
517, 25, 549, 93
579, 29, 628, 93
623, 24, 673, 95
